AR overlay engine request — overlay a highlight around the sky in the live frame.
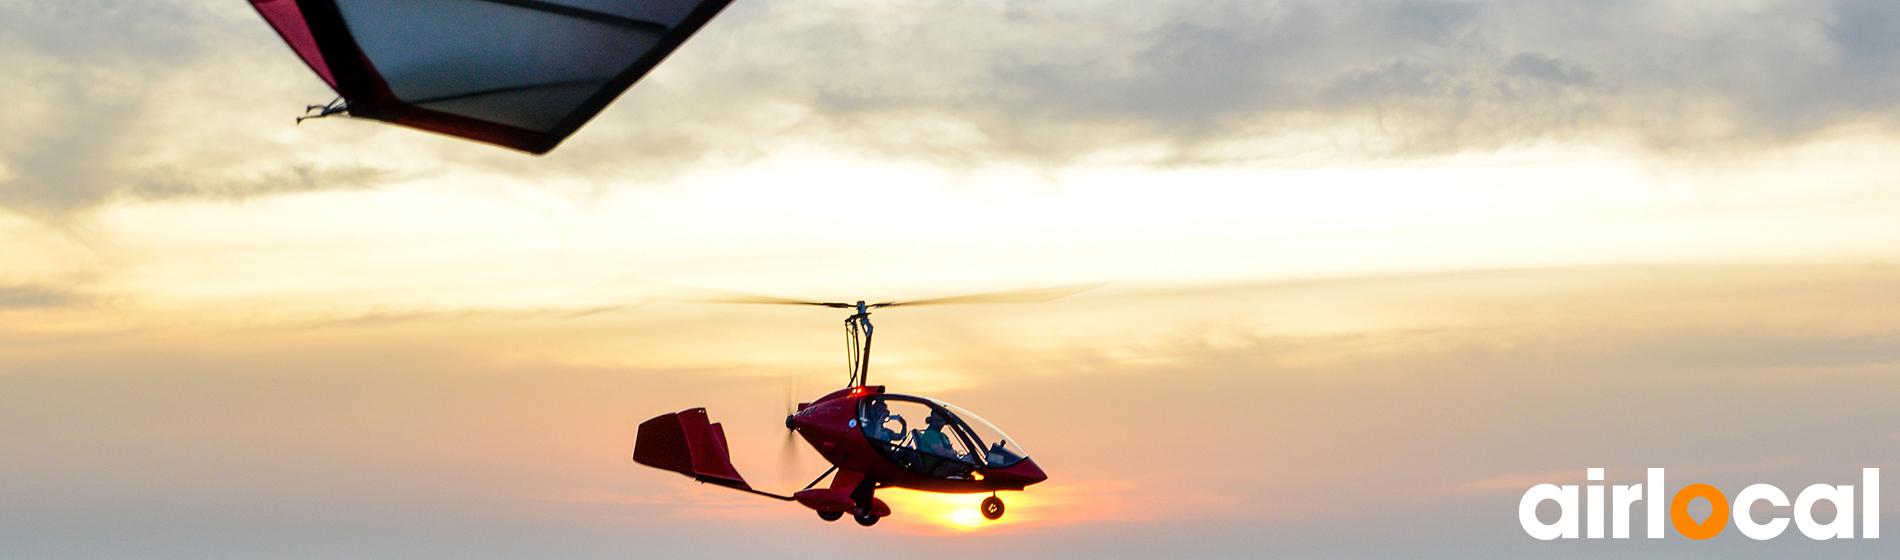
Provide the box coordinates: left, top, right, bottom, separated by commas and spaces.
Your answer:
2, 0, 1899, 558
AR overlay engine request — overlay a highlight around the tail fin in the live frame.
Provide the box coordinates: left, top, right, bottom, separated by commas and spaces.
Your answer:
633, 408, 751, 489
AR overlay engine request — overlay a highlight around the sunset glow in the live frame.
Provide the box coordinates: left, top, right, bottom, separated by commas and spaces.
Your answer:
875, 491, 1003, 533
6, 1, 1900, 559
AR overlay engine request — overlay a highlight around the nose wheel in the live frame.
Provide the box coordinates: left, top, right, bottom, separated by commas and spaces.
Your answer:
981, 496, 1005, 520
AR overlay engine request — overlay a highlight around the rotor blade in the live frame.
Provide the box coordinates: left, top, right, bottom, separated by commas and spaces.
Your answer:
694, 294, 850, 308
564, 277, 851, 307
875, 282, 1109, 308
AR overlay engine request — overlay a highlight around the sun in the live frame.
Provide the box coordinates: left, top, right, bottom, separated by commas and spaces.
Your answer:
947, 507, 986, 529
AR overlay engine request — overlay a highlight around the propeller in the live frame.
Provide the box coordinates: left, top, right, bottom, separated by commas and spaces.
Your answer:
777, 376, 806, 487
778, 425, 804, 487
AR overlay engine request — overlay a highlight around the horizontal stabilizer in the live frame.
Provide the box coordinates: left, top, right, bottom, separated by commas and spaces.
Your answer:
634, 408, 749, 489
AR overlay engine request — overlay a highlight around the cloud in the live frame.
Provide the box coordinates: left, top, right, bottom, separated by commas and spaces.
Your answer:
0, 283, 82, 309
0, 0, 389, 218
1498, 53, 1593, 87
676, 0, 1900, 161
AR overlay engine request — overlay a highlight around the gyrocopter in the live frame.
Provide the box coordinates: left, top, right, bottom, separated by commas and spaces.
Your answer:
248, 0, 733, 154
632, 286, 1096, 526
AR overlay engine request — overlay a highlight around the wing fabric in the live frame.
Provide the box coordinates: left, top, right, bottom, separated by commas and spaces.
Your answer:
253, 0, 337, 88
250, 0, 733, 154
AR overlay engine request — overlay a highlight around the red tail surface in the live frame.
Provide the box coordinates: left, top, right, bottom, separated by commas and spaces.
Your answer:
634, 408, 750, 489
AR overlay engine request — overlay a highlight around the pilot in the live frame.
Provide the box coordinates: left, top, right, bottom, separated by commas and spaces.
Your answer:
914, 413, 957, 458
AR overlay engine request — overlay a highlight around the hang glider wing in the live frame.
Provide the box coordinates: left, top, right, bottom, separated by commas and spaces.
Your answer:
250, 0, 733, 154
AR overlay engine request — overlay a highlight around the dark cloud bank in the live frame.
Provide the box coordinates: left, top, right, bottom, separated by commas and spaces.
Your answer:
0, 0, 386, 217
749, 0, 1900, 158
4, 0, 1898, 215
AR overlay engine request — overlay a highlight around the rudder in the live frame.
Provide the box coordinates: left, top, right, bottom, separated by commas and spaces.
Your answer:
633, 408, 749, 489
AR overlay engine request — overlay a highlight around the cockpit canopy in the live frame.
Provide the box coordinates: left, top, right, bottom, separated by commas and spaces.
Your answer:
857, 394, 1030, 479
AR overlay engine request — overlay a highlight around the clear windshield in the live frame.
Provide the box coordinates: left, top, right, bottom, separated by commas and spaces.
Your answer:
935, 401, 1030, 468
858, 395, 1032, 473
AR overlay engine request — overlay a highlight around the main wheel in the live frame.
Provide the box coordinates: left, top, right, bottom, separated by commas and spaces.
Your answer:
981, 496, 1005, 520
818, 510, 844, 522
854, 512, 880, 526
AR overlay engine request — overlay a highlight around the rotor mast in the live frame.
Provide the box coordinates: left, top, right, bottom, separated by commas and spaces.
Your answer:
845, 301, 873, 387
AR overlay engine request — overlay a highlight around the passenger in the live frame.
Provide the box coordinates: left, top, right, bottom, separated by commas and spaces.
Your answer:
863, 400, 904, 443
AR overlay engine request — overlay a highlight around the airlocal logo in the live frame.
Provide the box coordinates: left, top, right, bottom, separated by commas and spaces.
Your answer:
1520, 468, 1879, 540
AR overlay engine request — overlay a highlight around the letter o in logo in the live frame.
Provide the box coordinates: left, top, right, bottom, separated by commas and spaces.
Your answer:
1671, 484, 1730, 540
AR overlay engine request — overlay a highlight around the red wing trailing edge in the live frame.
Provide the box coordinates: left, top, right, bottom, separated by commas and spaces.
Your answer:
249, 0, 734, 154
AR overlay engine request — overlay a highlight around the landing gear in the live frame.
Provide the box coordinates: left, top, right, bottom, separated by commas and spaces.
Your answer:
981, 496, 1005, 520
849, 476, 883, 527
818, 510, 843, 522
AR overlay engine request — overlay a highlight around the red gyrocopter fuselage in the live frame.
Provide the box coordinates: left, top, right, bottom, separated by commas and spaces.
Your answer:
634, 385, 1047, 526
632, 295, 1084, 526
